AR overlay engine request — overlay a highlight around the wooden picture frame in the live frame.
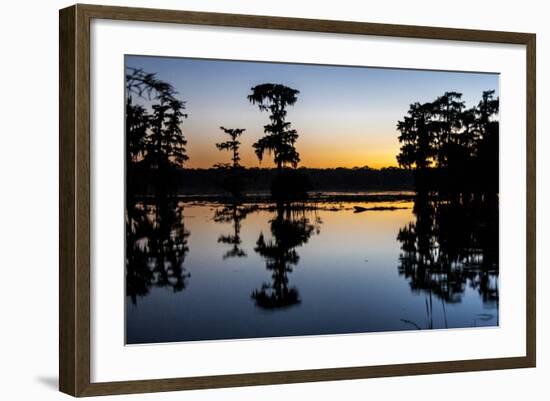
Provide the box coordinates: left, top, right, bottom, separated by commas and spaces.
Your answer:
59, 3, 536, 397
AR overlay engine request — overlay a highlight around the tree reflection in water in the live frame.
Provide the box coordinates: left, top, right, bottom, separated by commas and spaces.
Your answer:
213, 203, 258, 260
252, 202, 322, 309
126, 197, 191, 305
397, 193, 499, 328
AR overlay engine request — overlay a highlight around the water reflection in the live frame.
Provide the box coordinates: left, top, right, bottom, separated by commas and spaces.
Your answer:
126, 197, 191, 304
396, 193, 499, 328
252, 202, 322, 309
213, 203, 258, 259
125, 193, 499, 342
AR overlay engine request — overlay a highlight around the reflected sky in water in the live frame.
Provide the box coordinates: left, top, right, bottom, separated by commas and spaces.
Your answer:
126, 196, 498, 344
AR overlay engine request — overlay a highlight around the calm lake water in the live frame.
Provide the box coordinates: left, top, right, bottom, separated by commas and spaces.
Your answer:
125, 194, 499, 344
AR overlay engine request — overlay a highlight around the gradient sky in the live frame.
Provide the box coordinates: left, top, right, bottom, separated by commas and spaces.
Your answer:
126, 55, 499, 169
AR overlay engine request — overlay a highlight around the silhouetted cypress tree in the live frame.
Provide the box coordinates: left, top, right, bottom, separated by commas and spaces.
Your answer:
396, 90, 499, 193
248, 83, 300, 172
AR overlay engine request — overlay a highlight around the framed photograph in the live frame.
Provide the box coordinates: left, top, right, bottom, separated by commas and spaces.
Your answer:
59, 4, 536, 397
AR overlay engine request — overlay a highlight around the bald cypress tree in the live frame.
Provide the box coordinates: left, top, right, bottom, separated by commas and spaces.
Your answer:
248, 83, 300, 173
397, 90, 499, 193
216, 126, 246, 169
125, 67, 189, 169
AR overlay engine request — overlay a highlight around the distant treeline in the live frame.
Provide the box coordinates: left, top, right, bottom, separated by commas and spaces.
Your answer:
127, 165, 413, 196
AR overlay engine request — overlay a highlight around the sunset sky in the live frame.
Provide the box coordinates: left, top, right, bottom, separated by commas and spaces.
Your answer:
126, 55, 499, 169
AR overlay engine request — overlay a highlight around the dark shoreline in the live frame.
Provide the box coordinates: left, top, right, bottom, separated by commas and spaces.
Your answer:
130, 191, 416, 205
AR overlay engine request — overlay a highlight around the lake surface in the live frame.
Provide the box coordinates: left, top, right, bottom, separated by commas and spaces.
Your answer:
125, 194, 499, 344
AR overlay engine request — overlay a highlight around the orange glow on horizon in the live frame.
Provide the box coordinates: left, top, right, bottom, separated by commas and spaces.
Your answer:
185, 156, 400, 169
184, 131, 401, 169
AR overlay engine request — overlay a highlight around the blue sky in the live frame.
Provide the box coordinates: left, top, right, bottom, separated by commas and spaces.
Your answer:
126, 55, 499, 168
